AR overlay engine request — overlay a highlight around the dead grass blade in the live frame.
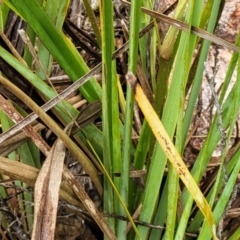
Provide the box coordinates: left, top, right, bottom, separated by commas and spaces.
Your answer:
62, 166, 117, 240
32, 138, 66, 240
0, 157, 38, 186
0, 156, 84, 209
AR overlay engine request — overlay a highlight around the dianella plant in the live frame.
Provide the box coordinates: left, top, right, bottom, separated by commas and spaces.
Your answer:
0, 0, 239, 239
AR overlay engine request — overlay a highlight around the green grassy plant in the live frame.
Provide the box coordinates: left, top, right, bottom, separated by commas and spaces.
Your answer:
0, 0, 239, 239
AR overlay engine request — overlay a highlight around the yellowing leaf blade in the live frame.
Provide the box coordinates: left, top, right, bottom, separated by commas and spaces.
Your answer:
127, 72, 218, 240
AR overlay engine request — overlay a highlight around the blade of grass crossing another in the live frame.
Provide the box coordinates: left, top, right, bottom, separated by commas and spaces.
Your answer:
149, 178, 168, 239
177, 84, 238, 240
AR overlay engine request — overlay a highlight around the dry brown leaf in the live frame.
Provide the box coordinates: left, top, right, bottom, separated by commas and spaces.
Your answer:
32, 139, 66, 240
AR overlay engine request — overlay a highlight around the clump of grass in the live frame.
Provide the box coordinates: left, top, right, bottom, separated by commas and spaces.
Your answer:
0, 0, 239, 239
